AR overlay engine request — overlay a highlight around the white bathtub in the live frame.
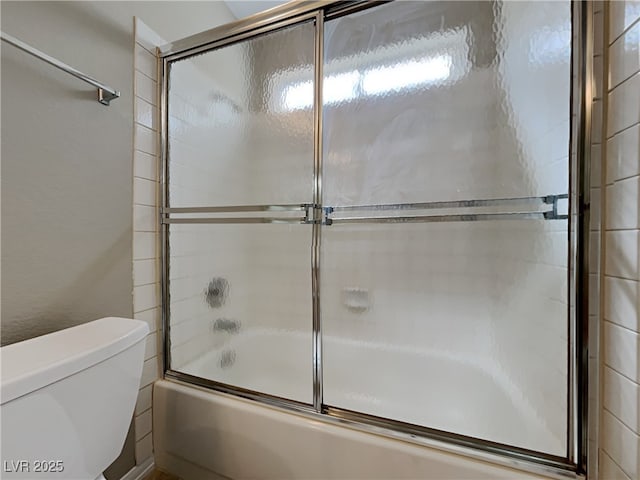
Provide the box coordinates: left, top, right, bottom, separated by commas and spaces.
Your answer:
156, 330, 564, 479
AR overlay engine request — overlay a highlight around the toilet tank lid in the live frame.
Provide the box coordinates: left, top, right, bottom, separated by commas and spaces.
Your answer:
0, 318, 149, 405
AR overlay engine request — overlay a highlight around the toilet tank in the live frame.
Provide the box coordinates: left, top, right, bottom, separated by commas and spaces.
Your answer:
0, 318, 149, 479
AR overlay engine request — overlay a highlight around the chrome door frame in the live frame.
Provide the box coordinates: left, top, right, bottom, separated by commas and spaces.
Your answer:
158, 1, 593, 477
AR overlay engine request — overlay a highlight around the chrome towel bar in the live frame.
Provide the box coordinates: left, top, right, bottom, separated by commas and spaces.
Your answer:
1, 31, 120, 106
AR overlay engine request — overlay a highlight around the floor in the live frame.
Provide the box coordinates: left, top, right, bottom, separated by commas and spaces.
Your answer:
143, 470, 182, 480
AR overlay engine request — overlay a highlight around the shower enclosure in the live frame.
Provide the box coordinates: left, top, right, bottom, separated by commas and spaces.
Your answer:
160, 1, 590, 476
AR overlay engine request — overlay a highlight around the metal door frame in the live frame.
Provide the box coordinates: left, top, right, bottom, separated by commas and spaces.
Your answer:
158, 2, 593, 477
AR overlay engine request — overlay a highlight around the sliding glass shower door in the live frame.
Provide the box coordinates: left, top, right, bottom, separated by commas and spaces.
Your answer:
320, 1, 570, 456
165, 20, 316, 403
162, 0, 578, 467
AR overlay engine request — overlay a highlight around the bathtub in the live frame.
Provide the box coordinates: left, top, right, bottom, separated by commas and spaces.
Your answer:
155, 330, 565, 479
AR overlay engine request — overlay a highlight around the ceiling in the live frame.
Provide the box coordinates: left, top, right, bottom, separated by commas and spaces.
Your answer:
223, 1, 289, 20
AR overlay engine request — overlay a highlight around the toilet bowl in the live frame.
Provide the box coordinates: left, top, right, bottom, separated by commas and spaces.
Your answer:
0, 317, 149, 480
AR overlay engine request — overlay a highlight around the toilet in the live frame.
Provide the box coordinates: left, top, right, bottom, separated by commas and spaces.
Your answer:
0, 317, 149, 480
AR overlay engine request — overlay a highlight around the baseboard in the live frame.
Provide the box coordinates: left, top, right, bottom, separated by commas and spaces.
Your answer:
120, 457, 155, 480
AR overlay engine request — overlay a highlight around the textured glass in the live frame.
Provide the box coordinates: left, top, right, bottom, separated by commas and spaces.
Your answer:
322, 221, 568, 454
167, 21, 315, 207
169, 223, 312, 403
321, 1, 571, 456
322, 1, 571, 206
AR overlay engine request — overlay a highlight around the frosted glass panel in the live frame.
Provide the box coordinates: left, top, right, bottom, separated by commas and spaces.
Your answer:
321, 1, 570, 456
322, 1, 571, 206
321, 221, 568, 454
167, 21, 315, 207
169, 223, 312, 403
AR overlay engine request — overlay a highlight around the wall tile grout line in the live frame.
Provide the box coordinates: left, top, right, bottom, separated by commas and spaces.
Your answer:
136, 124, 156, 135
135, 306, 161, 313
607, 224, 638, 232
606, 119, 640, 140
608, 70, 640, 94
603, 273, 640, 283
606, 173, 640, 184
608, 16, 640, 47
137, 431, 153, 443
136, 40, 158, 58
601, 451, 633, 480
134, 174, 158, 181
604, 364, 640, 386
603, 364, 640, 391
135, 95, 157, 110
135, 96, 158, 111
604, 226, 640, 233
602, 406, 640, 437
602, 318, 639, 335
136, 68, 158, 83
135, 406, 153, 417
603, 360, 640, 386
133, 282, 161, 291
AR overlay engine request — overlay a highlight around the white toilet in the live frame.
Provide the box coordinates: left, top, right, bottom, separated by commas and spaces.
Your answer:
0, 317, 149, 480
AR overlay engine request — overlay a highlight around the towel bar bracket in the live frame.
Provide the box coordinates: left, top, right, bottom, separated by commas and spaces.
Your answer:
98, 88, 121, 106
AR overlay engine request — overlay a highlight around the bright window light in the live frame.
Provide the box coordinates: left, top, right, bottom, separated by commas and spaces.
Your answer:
324, 71, 360, 105
280, 55, 454, 111
283, 71, 360, 111
283, 80, 313, 111
361, 56, 452, 96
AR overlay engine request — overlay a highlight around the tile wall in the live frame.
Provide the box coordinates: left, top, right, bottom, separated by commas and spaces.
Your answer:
599, 1, 640, 478
132, 17, 164, 468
